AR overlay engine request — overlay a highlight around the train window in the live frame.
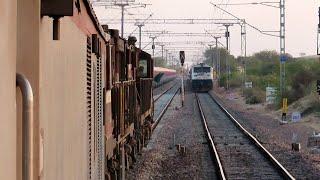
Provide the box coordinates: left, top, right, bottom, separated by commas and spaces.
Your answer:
138, 59, 148, 78
194, 67, 210, 73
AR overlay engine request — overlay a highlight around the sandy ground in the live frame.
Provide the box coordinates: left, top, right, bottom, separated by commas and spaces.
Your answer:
211, 87, 320, 179
128, 87, 217, 180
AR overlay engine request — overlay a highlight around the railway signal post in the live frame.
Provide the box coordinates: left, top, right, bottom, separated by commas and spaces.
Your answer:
180, 51, 185, 107
150, 36, 157, 57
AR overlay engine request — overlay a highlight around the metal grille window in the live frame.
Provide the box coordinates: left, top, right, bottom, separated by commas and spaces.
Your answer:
89, 36, 104, 180
86, 37, 93, 180
96, 57, 104, 180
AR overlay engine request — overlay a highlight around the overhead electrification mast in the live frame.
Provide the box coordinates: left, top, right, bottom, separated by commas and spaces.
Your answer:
92, 0, 150, 37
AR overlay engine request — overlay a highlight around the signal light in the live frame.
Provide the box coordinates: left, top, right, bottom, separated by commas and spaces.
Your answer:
179, 51, 185, 66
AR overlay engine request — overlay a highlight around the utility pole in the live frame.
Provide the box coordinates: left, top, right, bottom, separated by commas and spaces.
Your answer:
279, 0, 288, 122
149, 36, 156, 57
208, 44, 214, 66
240, 20, 247, 94
280, 0, 286, 98
165, 49, 169, 66
317, 7, 320, 57
224, 24, 231, 51
224, 24, 232, 90
97, 1, 149, 38
160, 45, 165, 61
214, 36, 221, 84
132, 13, 153, 49
111, 1, 131, 38
168, 52, 172, 67
135, 22, 144, 49
120, 4, 125, 37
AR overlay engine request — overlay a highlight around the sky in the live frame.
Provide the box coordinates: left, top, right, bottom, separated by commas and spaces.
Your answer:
92, 0, 320, 63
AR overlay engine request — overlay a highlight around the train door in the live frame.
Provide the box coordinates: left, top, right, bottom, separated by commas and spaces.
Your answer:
138, 52, 154, 115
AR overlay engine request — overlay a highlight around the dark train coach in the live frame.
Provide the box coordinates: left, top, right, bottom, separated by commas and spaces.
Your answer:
0, 0, 154, 180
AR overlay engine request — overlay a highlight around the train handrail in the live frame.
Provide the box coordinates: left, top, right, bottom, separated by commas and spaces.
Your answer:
16, 73, 34, 180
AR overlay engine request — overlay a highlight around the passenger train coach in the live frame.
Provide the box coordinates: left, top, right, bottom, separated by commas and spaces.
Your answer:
190, 63, 214, 92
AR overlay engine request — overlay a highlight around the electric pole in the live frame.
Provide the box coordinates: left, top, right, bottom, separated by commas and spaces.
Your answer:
135, 22, 144, 49
280, 0, 286, 99
165, 49, 169, 66
132, 13, 153, 49
317, 7, 320, 57
241, 20, 247, 94
214, 36, 221, 84
160, 44, 165, 61
149, 36, 156, 57
224, 24, 232, 90
208, 44, 214, 67
93, 0, 149, 38
168, 52, 172, 67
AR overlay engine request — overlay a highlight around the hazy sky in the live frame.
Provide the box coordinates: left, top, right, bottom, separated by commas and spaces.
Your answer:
93, 0, 320, 62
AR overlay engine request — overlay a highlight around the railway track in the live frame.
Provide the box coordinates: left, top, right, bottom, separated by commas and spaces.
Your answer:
153, 83, 176, 102
152, 84, 180, 130
195, 92, 295, 180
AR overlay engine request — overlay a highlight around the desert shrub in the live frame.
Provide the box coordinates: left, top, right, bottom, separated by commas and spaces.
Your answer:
229, 72, 242, 88
229, 78, 242, 88
288, 69, 314, 102
244, 88, 265, 104
219, 74, 226, 88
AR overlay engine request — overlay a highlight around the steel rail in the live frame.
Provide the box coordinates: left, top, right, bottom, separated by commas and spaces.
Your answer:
153, 83, 176, 102
195, 93, 226, 180
151, 86, 180, 130
207, 93, 295, 180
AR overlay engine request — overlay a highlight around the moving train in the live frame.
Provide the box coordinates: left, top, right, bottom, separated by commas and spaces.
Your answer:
190, 63, 214, 92
1, 0, 154, 180
154, 67, 177, 77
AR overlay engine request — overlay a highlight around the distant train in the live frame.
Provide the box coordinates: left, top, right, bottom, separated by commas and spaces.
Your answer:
190, 63, 214, 92
154, 67, 177, 78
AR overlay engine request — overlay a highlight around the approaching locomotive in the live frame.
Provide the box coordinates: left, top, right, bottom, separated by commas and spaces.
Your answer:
190, 63, 214, 92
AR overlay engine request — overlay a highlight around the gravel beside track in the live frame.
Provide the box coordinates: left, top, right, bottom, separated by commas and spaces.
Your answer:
197, 93, 284, 179
210, 90, 320, 179
128, 86, 217, 180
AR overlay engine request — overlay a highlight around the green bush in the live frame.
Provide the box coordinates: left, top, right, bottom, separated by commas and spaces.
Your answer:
219, 74, 226, 88
244, 88, 265, 104
229, 72, 242, 88
229, 78, 242, 88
